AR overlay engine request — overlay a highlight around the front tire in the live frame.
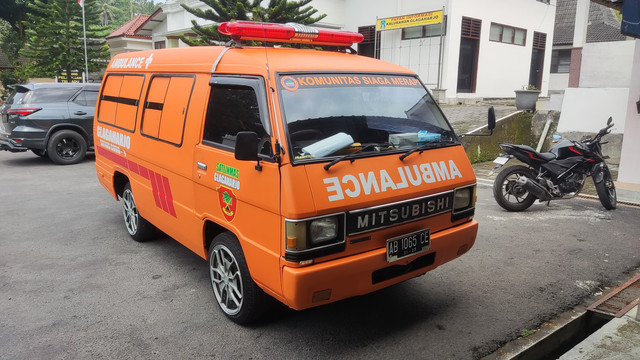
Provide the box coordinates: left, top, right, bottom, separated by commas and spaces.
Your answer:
47, 130, 87, 165
493, 165, 537, 211
120, 183, 155, 242
209, 232, 267, 325
594, 167, 617, 210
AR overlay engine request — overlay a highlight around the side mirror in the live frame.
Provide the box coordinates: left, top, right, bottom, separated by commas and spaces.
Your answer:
461, 106, 495, 137
234, 131, 260, 161
488, 106, 496, 131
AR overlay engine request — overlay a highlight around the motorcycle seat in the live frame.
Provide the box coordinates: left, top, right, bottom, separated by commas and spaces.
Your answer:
512, 144, 557, 161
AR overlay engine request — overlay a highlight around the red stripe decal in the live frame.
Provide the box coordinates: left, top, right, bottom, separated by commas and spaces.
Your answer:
162, 176, 176, 217
148, 170, 163, 209
155, 172, 170, 213
98, 146, 177, 218
138, 165, 150, 180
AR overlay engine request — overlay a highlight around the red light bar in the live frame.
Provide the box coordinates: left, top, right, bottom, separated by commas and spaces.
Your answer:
218, 21, 364, 46
8, 108, 41, 116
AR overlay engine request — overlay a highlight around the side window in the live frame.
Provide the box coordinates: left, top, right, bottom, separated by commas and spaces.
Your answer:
73, 90, 99, 107
24, 87, 80, 104
202, 81, 269, 152
141, 75, 194, 146
97, 74, 145, 132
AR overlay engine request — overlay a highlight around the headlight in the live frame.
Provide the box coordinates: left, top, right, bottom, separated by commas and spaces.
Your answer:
452, 185, 476, 221
285, 214, 345, 262
453, 187, 473, 210
310, 217, 338, 244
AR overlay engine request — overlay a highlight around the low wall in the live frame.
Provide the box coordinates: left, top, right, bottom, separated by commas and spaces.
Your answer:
461, 112, 534, 163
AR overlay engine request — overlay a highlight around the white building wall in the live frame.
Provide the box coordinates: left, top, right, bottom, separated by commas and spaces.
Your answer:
444, 0, 555, 99
313, 0, 555, 98
557, 88, 628, 133
580, 40, 636, 88
618, 39, 640, 184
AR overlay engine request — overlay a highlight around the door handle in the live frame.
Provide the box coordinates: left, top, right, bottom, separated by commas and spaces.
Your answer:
197, 162, 207, 170
74, 111, 87, 115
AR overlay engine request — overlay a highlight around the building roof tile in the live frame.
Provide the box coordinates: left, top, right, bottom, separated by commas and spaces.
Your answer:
553, 0, 626, 45
106, 14, 151, 39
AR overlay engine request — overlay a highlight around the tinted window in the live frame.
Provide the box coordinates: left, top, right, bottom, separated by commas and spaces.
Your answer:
5, 90, 27, 105
203, 85, 267, 147
23, 87, 80, 104
73, 90, 99, 106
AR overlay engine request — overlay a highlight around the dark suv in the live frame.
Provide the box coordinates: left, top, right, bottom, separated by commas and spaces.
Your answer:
0, 82, 100, 165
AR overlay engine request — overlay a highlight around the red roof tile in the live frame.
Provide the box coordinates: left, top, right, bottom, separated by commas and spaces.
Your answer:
107, 14, 151, 39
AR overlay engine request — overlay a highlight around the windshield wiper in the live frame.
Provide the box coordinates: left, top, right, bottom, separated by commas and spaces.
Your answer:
399, 139, 457, 161
324, 142, 395, 171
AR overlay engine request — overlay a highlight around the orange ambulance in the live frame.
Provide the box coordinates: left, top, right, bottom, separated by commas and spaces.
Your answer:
94, 21, 483, 324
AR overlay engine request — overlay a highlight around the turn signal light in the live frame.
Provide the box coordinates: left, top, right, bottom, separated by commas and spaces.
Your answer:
218, 21, 364, 46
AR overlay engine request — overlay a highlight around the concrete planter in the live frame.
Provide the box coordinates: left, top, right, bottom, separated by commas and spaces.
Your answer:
515, 89, 540, 111
431, 88, 447, 104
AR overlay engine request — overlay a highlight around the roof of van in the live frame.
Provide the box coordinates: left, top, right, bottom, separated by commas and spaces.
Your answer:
107, 46, 414, 76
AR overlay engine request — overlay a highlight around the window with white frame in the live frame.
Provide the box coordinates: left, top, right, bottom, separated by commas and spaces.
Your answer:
489, 23, 526, 46
401, 18, 446, 40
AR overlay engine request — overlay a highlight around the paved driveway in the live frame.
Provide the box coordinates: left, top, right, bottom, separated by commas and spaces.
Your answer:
1, 151, 638, 359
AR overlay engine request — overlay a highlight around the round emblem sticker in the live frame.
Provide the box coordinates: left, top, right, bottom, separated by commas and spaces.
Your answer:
281, 76, 299, 91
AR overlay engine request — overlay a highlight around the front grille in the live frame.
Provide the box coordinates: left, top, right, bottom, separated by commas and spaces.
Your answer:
372, 252, 436, 284
347, 191, 454, 235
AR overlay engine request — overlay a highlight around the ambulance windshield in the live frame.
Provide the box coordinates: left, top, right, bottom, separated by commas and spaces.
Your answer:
278, 73, 457, 163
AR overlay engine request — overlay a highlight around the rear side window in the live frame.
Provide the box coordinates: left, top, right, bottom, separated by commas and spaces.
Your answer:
5, 88, 28, 105
98, 74, 145, 132
73, 90, 99, 107
23, 87, 80, 104
141, 75, 195, 146
202, 77, 270, 149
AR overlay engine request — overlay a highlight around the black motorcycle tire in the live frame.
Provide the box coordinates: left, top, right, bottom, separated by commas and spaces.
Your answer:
594, 167, 617, 210
493, 165, 537, 212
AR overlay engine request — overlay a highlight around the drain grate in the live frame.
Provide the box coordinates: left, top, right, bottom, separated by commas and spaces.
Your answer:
587, 273, 640, 318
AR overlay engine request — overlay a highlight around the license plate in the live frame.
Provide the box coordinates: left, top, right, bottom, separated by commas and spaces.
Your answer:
386, 229, 431, 263
493, 156, 510, 165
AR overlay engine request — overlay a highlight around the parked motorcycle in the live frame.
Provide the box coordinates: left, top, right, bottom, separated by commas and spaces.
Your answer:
492, 117, 616, 211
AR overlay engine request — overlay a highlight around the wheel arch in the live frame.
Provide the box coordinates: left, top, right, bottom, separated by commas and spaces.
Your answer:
204, 220, 231, 259
45, 124, 91, 147
113, 171, 130, 198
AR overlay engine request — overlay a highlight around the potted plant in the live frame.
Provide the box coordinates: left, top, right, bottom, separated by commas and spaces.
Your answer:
515, 84, 540, 111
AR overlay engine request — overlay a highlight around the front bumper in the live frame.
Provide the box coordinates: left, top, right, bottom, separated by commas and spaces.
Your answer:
281, 220, 478, 310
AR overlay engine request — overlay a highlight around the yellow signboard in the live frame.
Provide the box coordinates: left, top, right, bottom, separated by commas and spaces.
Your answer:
376, 10, 443, 31
58, 70, 83, 83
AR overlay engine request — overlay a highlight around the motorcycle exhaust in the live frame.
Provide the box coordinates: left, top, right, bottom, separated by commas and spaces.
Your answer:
515, 176, 554, 200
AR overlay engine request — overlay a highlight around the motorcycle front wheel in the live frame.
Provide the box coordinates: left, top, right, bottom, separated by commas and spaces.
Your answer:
594, 166, 617, 210
493, 165, 537, 211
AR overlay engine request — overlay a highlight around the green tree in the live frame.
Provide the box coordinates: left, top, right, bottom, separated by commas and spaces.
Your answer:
0, 0, 28, 66
96, 0, 124, 26
180, 0, 326, 46
133, 0, 158, 16
20, 0, 111, 82
0, 0, 28, 40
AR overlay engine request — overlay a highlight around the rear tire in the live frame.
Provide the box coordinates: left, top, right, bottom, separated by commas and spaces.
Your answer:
594, 167, 617, 210
209, 232, 267, 325
47, 130, 87, 165
120, 183, 155, 242
493, 165, 537, 211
